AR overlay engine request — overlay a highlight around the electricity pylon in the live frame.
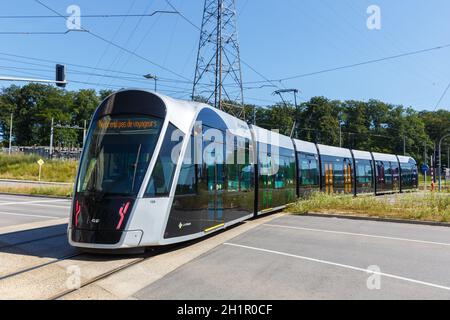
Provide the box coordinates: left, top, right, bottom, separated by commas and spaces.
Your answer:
192, 0, 245, 120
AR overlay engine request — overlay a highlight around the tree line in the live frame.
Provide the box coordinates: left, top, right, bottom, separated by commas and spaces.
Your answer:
0, 83, 449, 166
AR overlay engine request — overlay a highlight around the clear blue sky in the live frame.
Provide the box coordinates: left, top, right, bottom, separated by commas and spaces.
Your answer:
1, 0, 450, 111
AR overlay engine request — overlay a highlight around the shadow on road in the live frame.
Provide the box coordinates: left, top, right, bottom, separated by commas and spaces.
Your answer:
0, 220, 248, 262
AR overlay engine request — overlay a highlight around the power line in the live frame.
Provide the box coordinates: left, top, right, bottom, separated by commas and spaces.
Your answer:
86, 0, 138, 84
165, 0, 200, 31
103, 1, 161, 87
245, 43, 450, 84
0, 11, 178, 19
33, 0, 191, 82
0, 51, 214, 88
434, 81, 450, 111
0, 30, 82, 35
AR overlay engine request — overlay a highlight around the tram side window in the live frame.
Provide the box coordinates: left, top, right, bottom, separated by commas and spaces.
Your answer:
227, 136, 239, 192
274, 149, 284, 189
298, 152, 319, 188
321, 155, 353, 193
145, 123, 184, 197
384, 161, 393, 184
401, 164, 411, 185
239, 139, 254, 192
282, 148, 296, 189
174, 135, 197, 195
376, 161, 385, 183
355, 159, 373, 192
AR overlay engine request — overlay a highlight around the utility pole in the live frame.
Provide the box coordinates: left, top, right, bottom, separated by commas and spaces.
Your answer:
438, 133, 450, 192
83, 120, 87, 146
49, 118, 54, 158
192, 0, 245, 120
448, 145, 449, 170
403, 135, 406, 156
8, 113, 13, 155
424, 141, 427, 191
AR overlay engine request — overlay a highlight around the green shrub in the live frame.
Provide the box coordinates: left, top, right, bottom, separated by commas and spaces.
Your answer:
287, 192, 450, 223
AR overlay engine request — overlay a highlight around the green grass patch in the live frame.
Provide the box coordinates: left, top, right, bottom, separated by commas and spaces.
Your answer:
286, 192, 450, 223
0, 185, 73, 197
0, 153, 77, 183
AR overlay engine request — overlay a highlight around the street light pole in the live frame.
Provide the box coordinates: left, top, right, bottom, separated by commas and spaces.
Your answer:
49, 117, 54, 158
143, 74, 157, 92
438, 133, 450, 192
403, 135, 406, 156
8, 113, 13, 155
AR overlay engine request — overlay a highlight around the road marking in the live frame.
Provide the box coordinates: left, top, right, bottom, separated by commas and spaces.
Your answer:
0, 210, 61, 219
263, 223, 450, 247
224, 242, 450, 292
19, 202, 71, 209
0, 199, 70, 207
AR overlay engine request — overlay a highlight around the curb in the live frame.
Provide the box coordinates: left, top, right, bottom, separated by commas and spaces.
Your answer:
0, 192, 70, 200
0, 179, 73, 186
301, 212, 450, 228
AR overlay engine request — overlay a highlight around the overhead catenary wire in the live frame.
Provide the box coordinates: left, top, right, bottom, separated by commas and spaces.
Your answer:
0, 11, 178, 19
0, 51, 203, 85
104, 1, 165, 87
86, 0, 138, 84
33, 0, 191, 82
433, 81, 450, 111
243, 43, 450, 85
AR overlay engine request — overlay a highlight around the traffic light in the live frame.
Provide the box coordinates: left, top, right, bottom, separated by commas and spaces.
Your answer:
56, 64, 66, 88
434, 149, 441, 167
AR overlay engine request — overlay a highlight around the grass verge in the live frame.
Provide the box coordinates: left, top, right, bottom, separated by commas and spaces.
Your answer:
0, 185, 73, 198
286, 192, 450, 223
0, 153, 77, 183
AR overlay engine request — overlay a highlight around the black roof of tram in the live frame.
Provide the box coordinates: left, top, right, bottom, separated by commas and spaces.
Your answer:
93, 90, 167, 120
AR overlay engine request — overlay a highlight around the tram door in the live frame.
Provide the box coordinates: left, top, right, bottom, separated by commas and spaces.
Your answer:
206, 161, 225, 231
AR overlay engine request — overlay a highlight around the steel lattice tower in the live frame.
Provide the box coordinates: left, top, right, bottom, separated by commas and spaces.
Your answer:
192, 0, 245, 119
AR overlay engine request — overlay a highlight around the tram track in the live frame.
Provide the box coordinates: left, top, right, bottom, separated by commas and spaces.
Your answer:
48, 254, 149, 300
48, 243, 187, 300
0, 252, 82, 282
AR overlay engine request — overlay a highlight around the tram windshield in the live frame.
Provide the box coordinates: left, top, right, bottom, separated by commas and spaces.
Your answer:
77, 115, 163, 196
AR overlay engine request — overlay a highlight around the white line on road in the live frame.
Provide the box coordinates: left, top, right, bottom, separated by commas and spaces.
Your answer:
224, 242, 450, 292
0, 199, 70, 207
0, 210, 61, 219
263, 224, 450, 247
19, 203, 71, 209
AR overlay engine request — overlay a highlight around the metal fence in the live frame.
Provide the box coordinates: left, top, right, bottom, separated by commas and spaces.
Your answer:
1, 146, 82, 160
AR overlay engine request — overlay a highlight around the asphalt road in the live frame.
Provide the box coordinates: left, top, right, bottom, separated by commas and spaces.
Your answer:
134, 215, 450, 300
1, 192, 450, 300
0, 194, 71, 228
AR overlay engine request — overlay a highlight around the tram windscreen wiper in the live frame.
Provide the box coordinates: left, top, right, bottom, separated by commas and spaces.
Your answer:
131, 144, 142, 193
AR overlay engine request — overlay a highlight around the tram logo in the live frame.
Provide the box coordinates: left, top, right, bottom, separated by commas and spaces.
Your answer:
178, 222, 192, 230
